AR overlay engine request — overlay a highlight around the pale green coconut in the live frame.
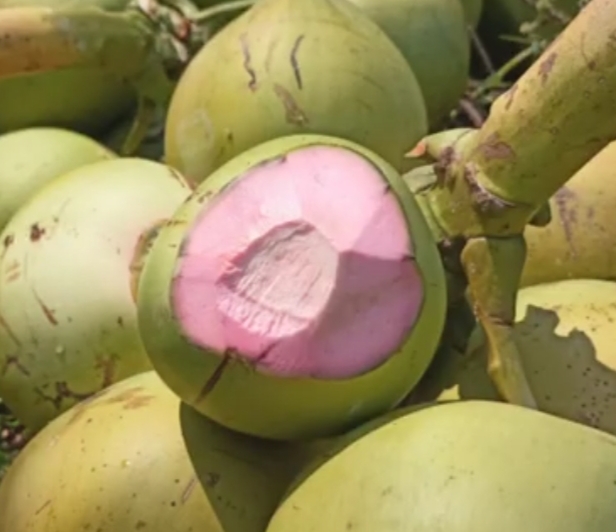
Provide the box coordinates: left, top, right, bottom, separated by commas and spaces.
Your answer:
0, 370, 321, 532
138, 134, 447, 441
0, 0, 136, 134
267, 400, 616, 531
349, 0, 470, 128
0, 158, 192, 432
0, 128, 116, 231
165, 0, 427, 181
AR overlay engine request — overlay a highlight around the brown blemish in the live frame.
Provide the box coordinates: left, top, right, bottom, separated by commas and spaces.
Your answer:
195, 352, 232, 403
538, 52, 557, 84
135, 521, 147, 530
553, 186, 578, 253
290, 34, 305, 89
273, 84, 308, 126
240, 33, 258, 91
117, 316, 124, 327
2, 234, 13, 249
1, 354, 30, 376
123, 394, 155, 410
167, 167, 193, 190
475, 132, 516, 161
129, 220, 167, 303
181, 476, 198, 504
29, 223, 45, 241
504, 83, 518, 110
95, 355, 118, 390
31, 288, 58, 325
579, 32, 597, 70
35, 381, 93, 410
35, 500, 52, 515
463, 165, 514, 213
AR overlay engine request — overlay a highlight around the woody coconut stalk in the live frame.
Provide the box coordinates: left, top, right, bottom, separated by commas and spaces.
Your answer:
405, 0, 616, 408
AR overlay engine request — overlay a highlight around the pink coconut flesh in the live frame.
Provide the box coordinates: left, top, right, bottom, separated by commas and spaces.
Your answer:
171, 145, 424, 379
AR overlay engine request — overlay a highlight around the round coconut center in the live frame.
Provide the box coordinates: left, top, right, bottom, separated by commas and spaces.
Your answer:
172, 145, 424, 379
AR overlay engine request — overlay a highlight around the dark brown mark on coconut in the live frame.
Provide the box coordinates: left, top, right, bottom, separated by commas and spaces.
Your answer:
181, 476, 198, 503
273, 84, 308, 126
102, 386, 155, 410
31, 288, 58, 325
463, 165, 515, 214
290, 35, 305, 89
553, 186, 578, 252
505, 83, 518, 110
475, 132, 516, 161
579, 32, 597, 70
538, 52, 557, 85
29, 223, 45, 241
35, 381, 93, 410
2, 234, 13, 250
1, 354, 30, 376
95, 355, 118, 389
194, 352, 232, 404
240, 34, 258, 91
34, 500, 52, 515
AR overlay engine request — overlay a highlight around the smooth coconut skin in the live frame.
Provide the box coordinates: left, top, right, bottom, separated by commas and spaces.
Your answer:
0, 0, 135, 135
164, 0, 427, 182
267, 400, 616, 532
0, 128, 116, 231
349, 0, 470, 128
0, 158, 192, 431
0, 371, 321, 532
138, 134, 447, 441
411, 279, 616, 435
521, 141, 616, 286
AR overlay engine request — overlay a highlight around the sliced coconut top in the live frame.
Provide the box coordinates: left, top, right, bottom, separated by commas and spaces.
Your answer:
172, 144, 423, 379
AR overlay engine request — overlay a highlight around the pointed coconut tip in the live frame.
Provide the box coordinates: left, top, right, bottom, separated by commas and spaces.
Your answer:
172, 144, 424, 379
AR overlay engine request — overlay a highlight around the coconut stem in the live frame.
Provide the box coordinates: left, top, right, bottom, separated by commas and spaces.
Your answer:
409, 0, 616, 409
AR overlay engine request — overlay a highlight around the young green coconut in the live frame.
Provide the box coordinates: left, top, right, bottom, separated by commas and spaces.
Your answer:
348, 0, 470, 128
164, 0, 428, 182
0, 158, 192, 432
0, 370, 322, 532
521, 141, 616, 286
409, 279, 616, 435
0, 127, 116, 231
0, 0, 136, 134
138, 134, 447, 441
0, 0, 209, 151
267, 401, 616, 532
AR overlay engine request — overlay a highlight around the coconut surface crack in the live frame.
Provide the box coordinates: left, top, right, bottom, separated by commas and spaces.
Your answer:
172, 145, 423, 379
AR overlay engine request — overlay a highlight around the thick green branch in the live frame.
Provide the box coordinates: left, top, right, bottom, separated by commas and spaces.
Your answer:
421, 0, 616, 238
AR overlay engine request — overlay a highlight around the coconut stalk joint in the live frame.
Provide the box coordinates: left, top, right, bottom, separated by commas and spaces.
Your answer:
406, 0, 616, 408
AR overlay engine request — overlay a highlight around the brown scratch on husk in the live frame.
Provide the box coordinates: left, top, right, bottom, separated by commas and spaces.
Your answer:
273, 84, 308, 126
290, 34, 305, 89
240, 33, 258, 91
195, 353, 232, 404
538, 52, 558, 84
